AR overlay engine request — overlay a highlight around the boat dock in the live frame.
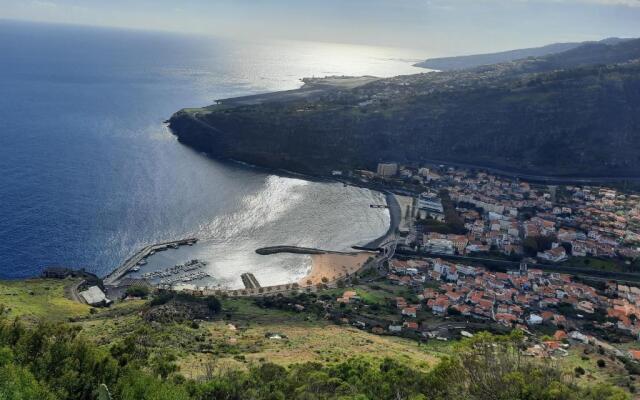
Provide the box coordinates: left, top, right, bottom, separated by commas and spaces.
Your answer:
241, 273, 261, 289
104, 238, 198, 286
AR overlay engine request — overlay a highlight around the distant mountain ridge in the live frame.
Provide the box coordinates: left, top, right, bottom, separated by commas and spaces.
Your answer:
415, 38, 631, 71
169, 37, 640, 180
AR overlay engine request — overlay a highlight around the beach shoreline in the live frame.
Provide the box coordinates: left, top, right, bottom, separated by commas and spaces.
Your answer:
254, 189, 398, 287
300, 252, 375, 286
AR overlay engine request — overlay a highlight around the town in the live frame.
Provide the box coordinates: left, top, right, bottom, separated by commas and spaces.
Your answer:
352, 162, 640, 265
298, 163, 640, 362
21, 161, 640, 396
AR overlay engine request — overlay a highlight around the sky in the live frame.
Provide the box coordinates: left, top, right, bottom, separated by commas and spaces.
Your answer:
1, 0, 639, 56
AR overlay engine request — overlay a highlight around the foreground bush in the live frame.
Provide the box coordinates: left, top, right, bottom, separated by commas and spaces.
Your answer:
0, 309, 630, 400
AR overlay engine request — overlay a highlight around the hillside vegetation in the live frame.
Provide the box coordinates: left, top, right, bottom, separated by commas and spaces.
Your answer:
0, 279, 636, 399
169, 38, 640, 178
0, 311, 630, 400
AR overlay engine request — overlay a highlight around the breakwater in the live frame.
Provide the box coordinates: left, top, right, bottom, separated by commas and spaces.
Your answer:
255, 246, 326, 255
241, 272, 262, 289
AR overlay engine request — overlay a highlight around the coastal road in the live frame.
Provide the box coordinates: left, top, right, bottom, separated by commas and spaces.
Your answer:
67, 279, 86, 304
360, 192, 401, 250
368, 236, 399, 277
396, 249, 640, 284
418, 159, 640, 185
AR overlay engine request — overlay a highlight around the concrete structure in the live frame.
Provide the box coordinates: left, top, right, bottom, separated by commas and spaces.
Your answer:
537, 247, 568, 263
241, 273, 261, 289
41, 267, 73, 279
79, 286, 110, 306
425, 239, 455, 255
418, 192, 444, 213
104, 238, 197, 286
377, 163, 398, 177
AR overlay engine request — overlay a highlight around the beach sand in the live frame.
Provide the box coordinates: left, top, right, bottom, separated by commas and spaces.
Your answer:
300, 252, 374, 286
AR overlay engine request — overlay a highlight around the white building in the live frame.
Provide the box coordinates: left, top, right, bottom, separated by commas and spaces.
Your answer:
537, 247, 568, 263
79, 286, 110, 306
418, 192, 444, 221
527, 314, 543, 325
425, 239, 455, 255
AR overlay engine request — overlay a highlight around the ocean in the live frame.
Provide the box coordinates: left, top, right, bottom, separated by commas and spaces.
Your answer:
0, 20, 424, 287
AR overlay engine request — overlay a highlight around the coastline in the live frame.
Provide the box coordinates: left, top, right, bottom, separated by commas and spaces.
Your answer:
224, 156, 400, 249
253, 246, 379, 287
361, 192, 400, 249
301, 252, 374, 286
257, 191, 396, 287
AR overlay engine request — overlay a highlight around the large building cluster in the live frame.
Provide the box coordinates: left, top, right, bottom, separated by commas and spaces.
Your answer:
359, 164, 640, 263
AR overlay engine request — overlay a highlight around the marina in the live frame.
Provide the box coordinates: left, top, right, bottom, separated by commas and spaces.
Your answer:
103, 238, 198, 286
142, 259, 211, 286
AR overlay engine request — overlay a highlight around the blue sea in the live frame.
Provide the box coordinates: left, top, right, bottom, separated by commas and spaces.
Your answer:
0, 20, 424, 287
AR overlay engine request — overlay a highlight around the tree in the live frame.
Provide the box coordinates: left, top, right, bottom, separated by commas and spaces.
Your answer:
115, 369, 190, 400
523, 237, 539, 256
0, 348, 55, 400
205, 296, 221, 313
125, 286, 150, 298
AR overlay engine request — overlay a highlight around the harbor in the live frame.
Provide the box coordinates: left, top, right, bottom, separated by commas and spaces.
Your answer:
103, 238, 197, 286
142, 259, 211, 287
101, 188, 394, 292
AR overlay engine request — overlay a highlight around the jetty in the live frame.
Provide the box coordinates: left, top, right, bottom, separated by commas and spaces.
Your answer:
255, 246, 326, 256
241, 273, 261, 289
104, 238, 197, 286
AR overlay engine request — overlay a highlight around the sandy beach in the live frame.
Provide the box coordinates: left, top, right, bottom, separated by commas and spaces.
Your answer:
300, 252, 374, 286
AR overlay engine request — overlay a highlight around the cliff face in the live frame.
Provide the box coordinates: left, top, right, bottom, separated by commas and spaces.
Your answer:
170, 109, 334, 174
169, 40, 640, 178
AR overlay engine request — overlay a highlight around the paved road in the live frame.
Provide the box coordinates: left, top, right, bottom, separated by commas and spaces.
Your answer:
68, 279, 86, 304
418, 159, 640, 185
396, 249, 640, 283
362, 192, 401, 249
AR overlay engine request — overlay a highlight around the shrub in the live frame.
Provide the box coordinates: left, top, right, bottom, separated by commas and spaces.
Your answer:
126, 285, 150, 298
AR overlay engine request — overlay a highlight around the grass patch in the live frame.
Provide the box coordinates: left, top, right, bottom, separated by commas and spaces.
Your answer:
562, 257, 625, 272
0, 279, 90, 322
558, 345, 638, 393
178, 320, 440, 379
